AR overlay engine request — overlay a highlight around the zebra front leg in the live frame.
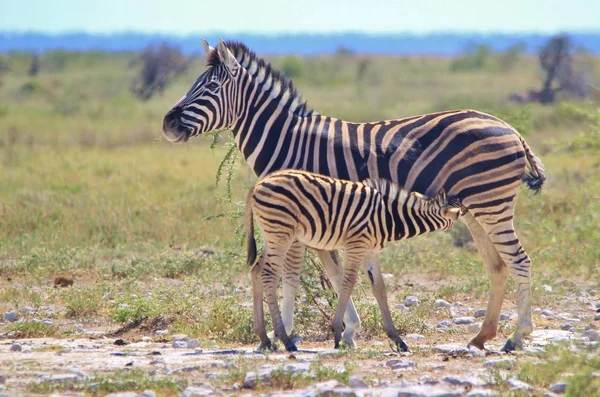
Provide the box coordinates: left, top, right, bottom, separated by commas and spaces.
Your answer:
362, 253, 409, 352
316, 249, 361, 347
262, 241, 297, 352
251, 256, 272, 351
332, 248, 363, 349
463, 213, 509, 350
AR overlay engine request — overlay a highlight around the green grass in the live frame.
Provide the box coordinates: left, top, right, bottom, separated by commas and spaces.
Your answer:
1, 50, 600, 348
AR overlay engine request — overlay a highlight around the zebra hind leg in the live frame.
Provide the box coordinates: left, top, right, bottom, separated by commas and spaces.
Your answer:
362, 253, 408, 352
280, 241, 306, 338
475, 212, 534, 351
463, 213, 509, 350
316, 249, 361, 348
332, 247, 364, 349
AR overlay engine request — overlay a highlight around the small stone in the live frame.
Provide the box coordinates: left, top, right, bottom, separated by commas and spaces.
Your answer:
348, 376, 369, 389
395, 304, 410, 312
442, 375, 486, 387
172, 341, 187, 349
499, 312, 510, 321
467, 390, 498, 397
561, 323, 573, 330
405, 296, 419, 307
434, 344, 468, 355
172, 334, 188, 341
9, 343, 22, 352
544, 285, 553, 293
454, 316, 475, 325
483, 358, 517, 370
549, 382, 567, 393
582, 330, 599, 341
434, 299, 451, 309
3, 312, 17, 323
542, 309, 554, 317
186, 339, 201, 349
181, 385, 214, 396
594, 314, 600, 321
76, 327, 86, 333
406, 333, 425, 339
474, 309, 487, 318
139, 391, 156, 397
382, 273, 394, 280
153, 329, 168, 335
42, 319, 53, 326
387, 384, 462, 397
105, 393, 138, 397
507, 378, 534, 390
437, 320, 452, 328
524, 346, 546, 357
534, 307, 542, 314
386, 358, 415, 369
0, 374, 6, 384
468, 346, 486, 357
468, 322, 482, 333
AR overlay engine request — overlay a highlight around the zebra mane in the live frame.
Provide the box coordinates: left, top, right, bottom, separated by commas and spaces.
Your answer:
362, 178, 462, 218
207, 41, 315, 117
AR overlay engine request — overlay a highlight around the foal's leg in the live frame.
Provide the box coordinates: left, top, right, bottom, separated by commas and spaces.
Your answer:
362, 253, 409, 352
315, 249, 361, 347
262, 238, 297, 352
281, 240, 306, 336
250, 256, 272, 350
332, 246, 365, 349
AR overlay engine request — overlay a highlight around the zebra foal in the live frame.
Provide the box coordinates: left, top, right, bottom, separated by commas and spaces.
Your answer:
245, 169, 463, 351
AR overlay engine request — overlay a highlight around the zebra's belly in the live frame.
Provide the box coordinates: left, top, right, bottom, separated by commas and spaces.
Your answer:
295, 231, 382, 253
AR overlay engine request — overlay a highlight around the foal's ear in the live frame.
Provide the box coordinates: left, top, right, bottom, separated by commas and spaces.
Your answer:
217, 38, 239, 72
201, 38, 214, 61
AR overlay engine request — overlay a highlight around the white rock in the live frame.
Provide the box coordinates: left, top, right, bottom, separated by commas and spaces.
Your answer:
468, 322, 482, 333
153, 330, 168, 335
507, 378, 534, 390
9, 343, 21, 352
382, 273, 394, 280
542, 309, 554, 317
383, 384, 463, 397
139, 391, 156, 397
181, 385, 214, 396
3, 312, 17, 323
467, 390, 498, 397
172, 334, 189, 341
434, 344, 468, 355
549, 382, 566, 393
595, 314, 600, 321
406, 333, 425, 339
186, 339, 201, 349
582, 330, 599, 341
454, 317, 475, 325
42, 319, 53, 326
434, 299, 451, 309
437, 320, 452, 328
483, 358, 517, 370
172, 341, 187, 349
441, 375, 486, 387
0, 374, 6, 384
386, 358, 415, 369
544, 285, 553, 293
474, 309, 487, 318
534, 307, 542, 314
499, 312, 510, 321
524, 346, 546, 357
349, 376, 369, 389
405, 296, 419, 307
104, 393, 138, 397
395, 304, 410, 313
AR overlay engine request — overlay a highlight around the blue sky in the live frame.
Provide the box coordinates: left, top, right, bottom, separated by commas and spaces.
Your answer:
2, 0, 599, 34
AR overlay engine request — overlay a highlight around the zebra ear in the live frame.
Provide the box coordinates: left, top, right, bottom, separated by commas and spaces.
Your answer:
217, 39, 239, 71
201, 38, 214, 60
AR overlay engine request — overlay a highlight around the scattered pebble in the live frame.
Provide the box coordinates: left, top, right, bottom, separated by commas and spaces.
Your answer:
474, 308, 487, 318
172, 341, 187, 349
434, 299, 451, 309
560, 323, 574, 331
454, 316, 475, 325
3, 312, 17, 323
544, 285, 553, 293
243, 363, 310, 389
348, 376, 369, 389
104, 392, 138, 397
395, 304, 410, 313
468, 322, 482, 333
386, 358, 415, 369
9, 343, 22, 352
483, 358, 517, 370
186, 339, 201, 349
139, 391, 156, 397
42, 319, 53, 326
594, 314, 600, 321
0, 374, 6, 384
382, 273, 394, 280
549, 382, 567, 394
153, 330, 168, 335
433, 344, 469, 355
499, 312, 510, 321
582, 330, 599, 342
524, 346, 546, 357
406, 333, 425, 339
534, 307, 542, 314
507, 378, 534, 390
437, 320, 452, 328
404, 296, 419, 307
441, 375, 486, 387
467, 390, 498, 397
542, 309, 555, 317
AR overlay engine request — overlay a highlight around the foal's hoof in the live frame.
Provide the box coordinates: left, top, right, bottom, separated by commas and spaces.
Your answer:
396, 340, 410, 353
257, 340, 275, 352
500, 338, 521, 352
285, 342, 298, 352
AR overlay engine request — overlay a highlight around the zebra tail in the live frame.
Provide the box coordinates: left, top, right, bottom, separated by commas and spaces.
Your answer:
518, 135, 547, 194
245, 189, 258, 267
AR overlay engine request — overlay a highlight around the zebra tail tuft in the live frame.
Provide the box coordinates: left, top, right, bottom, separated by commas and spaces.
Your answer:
519, 135, 547, 194
245, 189, 258, 267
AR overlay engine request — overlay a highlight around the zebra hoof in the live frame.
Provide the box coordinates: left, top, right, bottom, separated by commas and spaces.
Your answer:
396, 340, 410, 352
500, 338, 521, 352
257, 340, 275, 352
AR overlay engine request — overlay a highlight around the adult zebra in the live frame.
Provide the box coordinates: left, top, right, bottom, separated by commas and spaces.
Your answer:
163, 39, 546, 352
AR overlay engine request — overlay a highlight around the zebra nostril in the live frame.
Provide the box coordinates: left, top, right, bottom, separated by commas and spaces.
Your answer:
167, 118, 179, 130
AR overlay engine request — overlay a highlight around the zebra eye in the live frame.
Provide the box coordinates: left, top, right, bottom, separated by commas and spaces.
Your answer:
205, 81, 220, 91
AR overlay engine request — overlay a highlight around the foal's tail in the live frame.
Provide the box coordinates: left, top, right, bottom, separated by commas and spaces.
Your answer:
518, 135, 547, 194
245, 189, 258, 267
